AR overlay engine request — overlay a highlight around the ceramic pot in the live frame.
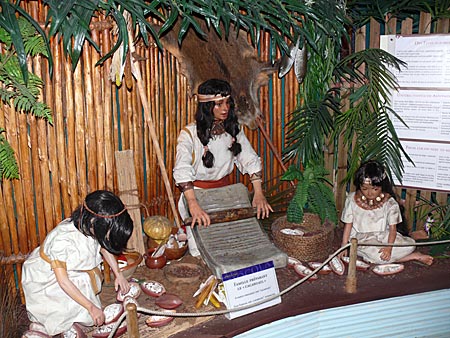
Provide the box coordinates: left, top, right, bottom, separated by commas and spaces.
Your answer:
145, 248, 167, 269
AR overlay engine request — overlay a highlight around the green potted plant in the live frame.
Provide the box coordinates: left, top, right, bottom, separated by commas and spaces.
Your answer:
281, 163, 338, 225
270, 163, 338, 262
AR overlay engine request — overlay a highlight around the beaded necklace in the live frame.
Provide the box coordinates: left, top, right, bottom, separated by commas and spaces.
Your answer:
355, 190, 389, 210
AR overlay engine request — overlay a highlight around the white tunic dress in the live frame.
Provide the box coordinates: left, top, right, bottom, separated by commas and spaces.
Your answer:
341, 192, 415, 264
173, 123, 262, 256
22, 219, 103, 335
173, 123, 262, 221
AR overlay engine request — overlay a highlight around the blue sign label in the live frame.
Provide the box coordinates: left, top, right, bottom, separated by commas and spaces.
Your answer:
222, 261, 274, 281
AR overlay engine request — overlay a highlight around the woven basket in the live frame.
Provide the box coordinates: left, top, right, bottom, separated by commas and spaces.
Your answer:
271, 213, 334, 262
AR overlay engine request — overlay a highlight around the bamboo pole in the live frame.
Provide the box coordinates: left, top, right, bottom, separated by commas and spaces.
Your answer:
142, 46, 151, 201
345, 238, 358, 293
369, 18, 380, 49
65, 50, 78, 209
14, 112, 29, 253
83, 38, 98, 190
126, 79, 134, 151
91, 29, 106, 189
436, 18, 449, 33
386, 14, 397, 35
401, 18, 413, 35
36, 69, 54, 235
5, 108, 22, 254
127, 29, 181, 228
53, 41, 71, 218
102, 27, 115, 190
0, 171, 11, 255
44, 48, 63, 225
15, 112, 38, 249
74, 60, 87, 199
419, 12, 432, 34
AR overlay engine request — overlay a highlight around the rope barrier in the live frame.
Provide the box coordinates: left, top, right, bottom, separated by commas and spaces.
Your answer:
106, 238, 450, 338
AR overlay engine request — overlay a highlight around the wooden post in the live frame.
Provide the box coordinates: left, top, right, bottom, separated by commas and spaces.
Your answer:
126, 302, 139, 338
345, 238, 358, 293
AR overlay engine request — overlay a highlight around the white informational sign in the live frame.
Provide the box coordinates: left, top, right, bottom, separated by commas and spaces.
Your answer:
381, 34, 450, 191
381, 34, 450, 89
391, 89, 450, 142
222, 261, 281, 320
394, 140, 450, 191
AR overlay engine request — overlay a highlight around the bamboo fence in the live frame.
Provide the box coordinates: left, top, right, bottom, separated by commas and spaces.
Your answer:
0, 4, 449, 294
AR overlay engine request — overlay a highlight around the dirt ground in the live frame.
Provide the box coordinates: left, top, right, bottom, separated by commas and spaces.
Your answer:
19, 228, 450, 338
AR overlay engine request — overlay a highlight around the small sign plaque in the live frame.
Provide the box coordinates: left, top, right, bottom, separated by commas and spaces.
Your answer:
222, 261, 281, 320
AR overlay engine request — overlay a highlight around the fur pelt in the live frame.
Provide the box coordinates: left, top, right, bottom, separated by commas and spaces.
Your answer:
155, 20, 276, 129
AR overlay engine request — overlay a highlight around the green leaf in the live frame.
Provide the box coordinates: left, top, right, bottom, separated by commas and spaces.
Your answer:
0, 129, 19, 180
0, 0, 28, 83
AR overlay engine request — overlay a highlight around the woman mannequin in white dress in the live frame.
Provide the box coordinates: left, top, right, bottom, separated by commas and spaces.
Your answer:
340, 160, 433, 265
173, 79, 272, 255
22, 190, 133, 337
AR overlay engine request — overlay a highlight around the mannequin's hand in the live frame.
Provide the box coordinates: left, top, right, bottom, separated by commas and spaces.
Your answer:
115, 272, 129, 293
252, 193, 273, 219
188, 203, 210, 227
379, 247, 392, 261
88, 303, 105, 326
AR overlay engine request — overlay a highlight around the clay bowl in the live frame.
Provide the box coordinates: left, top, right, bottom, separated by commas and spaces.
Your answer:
145, 248, 167, 269
164, 244, 188, 261
119, 251, 143, 279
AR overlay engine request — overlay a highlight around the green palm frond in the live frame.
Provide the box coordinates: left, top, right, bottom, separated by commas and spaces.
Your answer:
0, 56, 53, 122
0, 1, 52, 82
0, 12, 53, 180
333, 48, 408, 183
284, 91, 339, 166
0, 129, 19, 180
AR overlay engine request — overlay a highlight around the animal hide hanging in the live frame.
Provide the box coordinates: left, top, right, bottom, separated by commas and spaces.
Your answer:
155, 20, 277, 129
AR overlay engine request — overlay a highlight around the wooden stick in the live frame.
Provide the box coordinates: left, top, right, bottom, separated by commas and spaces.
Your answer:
345, 238, 358, 294
195, 276, 216, 308
256, 117, 287, 173
127, 28, 181, 228
184, 207, 257, 227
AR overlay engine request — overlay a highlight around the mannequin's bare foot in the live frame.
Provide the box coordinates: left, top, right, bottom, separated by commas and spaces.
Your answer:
413, 252, 434, 265
397, 252, 434, 266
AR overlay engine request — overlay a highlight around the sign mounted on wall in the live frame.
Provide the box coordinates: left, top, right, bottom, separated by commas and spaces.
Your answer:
381, 34, 450, 191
